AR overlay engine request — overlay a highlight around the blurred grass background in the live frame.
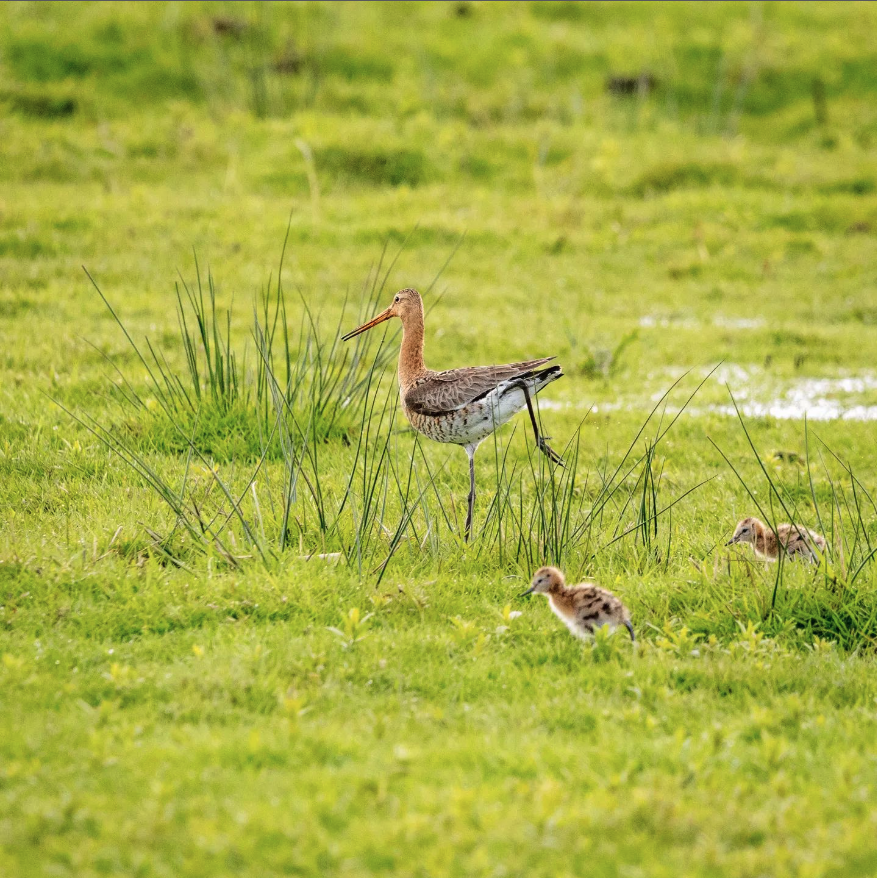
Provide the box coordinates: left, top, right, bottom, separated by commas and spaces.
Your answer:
2, 0, 877, 395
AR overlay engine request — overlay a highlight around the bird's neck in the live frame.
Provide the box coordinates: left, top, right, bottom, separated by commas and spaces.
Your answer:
398, 309, 426, 387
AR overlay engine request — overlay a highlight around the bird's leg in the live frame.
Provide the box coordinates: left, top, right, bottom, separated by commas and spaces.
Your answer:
465, 444, 477, 542
513, 380, 564, 466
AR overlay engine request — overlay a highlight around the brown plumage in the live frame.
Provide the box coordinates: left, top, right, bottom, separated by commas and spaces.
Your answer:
403, 358, 556, 417
727, 516, 826, 562
342, 288, 563, 541
521, 566, 634, 641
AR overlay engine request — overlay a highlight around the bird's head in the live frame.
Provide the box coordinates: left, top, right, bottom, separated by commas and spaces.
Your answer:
519, 565, 565, 597
727, 516, 761, 546
342, 288, 423, 340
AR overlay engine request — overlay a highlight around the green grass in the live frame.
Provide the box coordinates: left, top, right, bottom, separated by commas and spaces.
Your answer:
3, 1, 877, 875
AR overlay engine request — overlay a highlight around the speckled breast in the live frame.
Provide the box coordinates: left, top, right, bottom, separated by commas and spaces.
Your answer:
402, 400, 501, 447
400, 380, 533, 448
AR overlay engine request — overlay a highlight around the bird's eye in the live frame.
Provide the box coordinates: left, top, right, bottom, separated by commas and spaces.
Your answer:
394, 295, 400, 303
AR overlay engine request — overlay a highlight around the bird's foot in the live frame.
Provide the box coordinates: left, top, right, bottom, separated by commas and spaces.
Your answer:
537, 436, 564, 467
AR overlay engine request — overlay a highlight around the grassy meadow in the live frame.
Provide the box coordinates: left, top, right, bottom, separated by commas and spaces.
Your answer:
3, 1, 877, 875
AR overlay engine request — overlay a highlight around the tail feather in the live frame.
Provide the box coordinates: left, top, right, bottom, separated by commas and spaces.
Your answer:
523, 364, 563, 395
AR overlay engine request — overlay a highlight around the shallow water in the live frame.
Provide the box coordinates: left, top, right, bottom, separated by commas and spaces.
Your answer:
708, 375, 877, 421
540, 367, 877, 422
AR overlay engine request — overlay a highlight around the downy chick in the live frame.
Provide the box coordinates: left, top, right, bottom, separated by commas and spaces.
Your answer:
727, 516, 826, 563
520, 566, 634, 641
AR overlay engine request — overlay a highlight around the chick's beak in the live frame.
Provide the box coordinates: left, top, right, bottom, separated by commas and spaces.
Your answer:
518, 585, 536, 598
342, 306, 395, 341
725, 538, 736, 546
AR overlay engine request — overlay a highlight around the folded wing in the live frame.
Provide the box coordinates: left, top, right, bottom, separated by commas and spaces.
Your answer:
403, 357, 555, 416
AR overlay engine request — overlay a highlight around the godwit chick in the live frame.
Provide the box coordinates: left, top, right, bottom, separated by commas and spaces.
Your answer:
726, 516, 826, 563
342, 288, 563, 541
519, 566, 635, 641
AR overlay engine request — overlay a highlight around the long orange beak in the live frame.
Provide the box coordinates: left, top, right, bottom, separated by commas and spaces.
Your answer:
342, 306, 395, 341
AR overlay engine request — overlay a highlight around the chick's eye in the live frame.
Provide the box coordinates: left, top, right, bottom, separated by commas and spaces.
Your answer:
394, 296, 400, 302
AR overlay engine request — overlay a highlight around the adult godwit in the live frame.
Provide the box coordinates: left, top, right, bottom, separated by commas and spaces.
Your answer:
519, 566, 635, 641
726, 516, 826, 563
342, 288, 563, 541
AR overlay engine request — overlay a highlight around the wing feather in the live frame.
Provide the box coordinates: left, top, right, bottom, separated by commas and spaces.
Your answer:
403, 358, 555, 416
